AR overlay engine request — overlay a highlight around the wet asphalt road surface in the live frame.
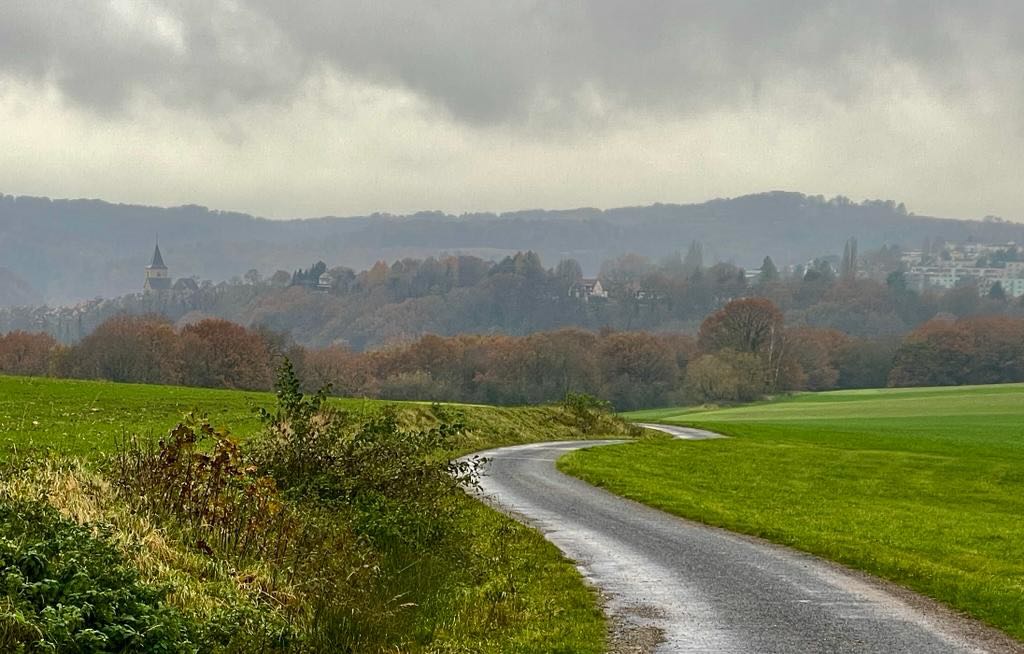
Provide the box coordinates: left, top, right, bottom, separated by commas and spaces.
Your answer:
471, 436, 1019, 654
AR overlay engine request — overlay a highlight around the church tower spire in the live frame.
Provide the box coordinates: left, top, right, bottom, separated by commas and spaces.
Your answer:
144, 237, 171, 291
149, 241, 166, 270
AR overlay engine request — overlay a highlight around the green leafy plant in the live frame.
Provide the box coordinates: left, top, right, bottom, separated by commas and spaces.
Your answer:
0, 498, 198, 653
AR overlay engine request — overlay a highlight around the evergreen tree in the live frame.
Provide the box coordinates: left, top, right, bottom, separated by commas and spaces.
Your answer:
682, 240, 703, 276
758, 256, 779, 283
886, 269, 907, 291
988, 281, 1007, 301
840, 237, 858, 280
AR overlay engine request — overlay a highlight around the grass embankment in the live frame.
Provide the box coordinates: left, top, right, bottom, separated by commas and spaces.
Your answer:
0, 374, 627, 652
560, 384, 1024, 640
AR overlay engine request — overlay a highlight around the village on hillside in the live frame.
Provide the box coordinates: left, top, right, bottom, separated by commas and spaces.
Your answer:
900, 241, 1024, 297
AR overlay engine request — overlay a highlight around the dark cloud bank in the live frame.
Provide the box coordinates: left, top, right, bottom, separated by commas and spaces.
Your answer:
3, 1, 1022, 125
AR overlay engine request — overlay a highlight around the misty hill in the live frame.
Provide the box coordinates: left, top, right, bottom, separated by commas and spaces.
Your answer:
2, 191, 1022, 306
0, 268, 39, 307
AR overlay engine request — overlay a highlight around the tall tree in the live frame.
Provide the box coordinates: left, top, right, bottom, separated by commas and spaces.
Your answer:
554, 259, 584, 293
840, 237, 858, 281
889, 319, 972, 387
698, 298, 784, 354
679, 243, 704, 278
682, 240, 704, 276
61, 315, 179, 384
698, 298, 787, 392
758, 256, 779, 283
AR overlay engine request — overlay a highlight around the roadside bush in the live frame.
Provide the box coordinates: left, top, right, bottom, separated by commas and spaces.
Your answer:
103, 359, 495, 651
110, 414, 310, 575
562, 392, 614, 435
251, 359, 479, 548
106, 408, 386, 650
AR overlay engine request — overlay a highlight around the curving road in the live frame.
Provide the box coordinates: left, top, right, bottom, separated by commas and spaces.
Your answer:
634, 423, 726, 440
470, 435, 1021, 654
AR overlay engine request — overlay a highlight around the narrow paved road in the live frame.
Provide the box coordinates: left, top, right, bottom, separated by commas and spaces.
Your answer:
471, 436, 1020, 654
634, 423, 726, 440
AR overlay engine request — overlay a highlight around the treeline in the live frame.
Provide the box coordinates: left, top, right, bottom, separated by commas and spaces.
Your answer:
4, 304, 1024, 408
0, 317, 280, 390
8, 244, 1024, 352
888, 316, 1024, 387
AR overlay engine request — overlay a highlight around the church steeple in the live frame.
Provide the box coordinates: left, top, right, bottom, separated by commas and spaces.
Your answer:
148, 241, 167, 270
144, 237, 171, 291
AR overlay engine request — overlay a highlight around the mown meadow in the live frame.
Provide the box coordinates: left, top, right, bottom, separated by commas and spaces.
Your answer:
560, 383, 1024, 640
0, 372, 630, 653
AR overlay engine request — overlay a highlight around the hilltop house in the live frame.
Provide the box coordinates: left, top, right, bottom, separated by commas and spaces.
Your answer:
317, 272, 334, 292
569, 278, 608, 301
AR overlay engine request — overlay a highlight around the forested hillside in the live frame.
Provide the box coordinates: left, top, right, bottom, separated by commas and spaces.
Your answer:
3, 191, 1022, 305
0, 268, 39, 306
4, 244, 1023, 351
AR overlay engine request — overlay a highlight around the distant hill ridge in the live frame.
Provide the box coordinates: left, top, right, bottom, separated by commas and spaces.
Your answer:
2, 191, 1021, 306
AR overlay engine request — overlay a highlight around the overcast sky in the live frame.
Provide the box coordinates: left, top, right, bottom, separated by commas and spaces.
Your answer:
1, 1, 1022, 220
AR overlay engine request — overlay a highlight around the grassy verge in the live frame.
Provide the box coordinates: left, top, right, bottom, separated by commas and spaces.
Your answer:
0, 373, 630, 652
422, 497, 605, 653
559, 384, 1024, 640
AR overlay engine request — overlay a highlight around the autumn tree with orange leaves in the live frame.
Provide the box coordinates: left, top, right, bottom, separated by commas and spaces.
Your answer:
697, 298, 789, 394
178, 319, 275, 390
0, 330, 58, 376
59, 315, 179, 384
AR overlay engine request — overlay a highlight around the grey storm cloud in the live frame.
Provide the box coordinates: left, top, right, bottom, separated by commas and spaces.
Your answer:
3, 1, 1024, 126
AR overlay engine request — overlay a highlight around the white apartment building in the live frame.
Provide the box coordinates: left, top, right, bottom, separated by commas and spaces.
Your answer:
906, 264, 1024, 297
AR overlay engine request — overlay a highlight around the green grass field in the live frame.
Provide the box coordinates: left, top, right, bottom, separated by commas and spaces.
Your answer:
0, 375, 274, 457
0, 374, 613, 652
0, 374, 620, 459
560, 384, 1024, 640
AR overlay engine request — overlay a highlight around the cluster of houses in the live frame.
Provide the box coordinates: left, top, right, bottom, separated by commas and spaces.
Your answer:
568, 278, 670, 303
901, 242, 1024, 297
